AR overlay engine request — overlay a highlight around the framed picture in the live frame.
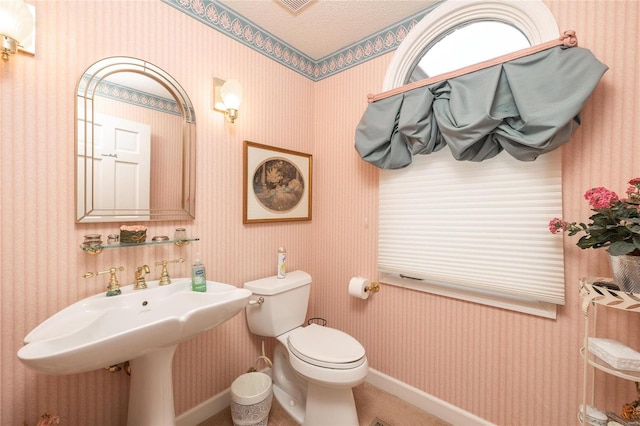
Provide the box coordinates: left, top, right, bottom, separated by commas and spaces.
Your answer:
243, 141, 313, 224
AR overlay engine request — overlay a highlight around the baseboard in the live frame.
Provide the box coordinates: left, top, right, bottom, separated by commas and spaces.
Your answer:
175, 367, 494, 426
365, 369, 494, 426
175, 388, 231, 426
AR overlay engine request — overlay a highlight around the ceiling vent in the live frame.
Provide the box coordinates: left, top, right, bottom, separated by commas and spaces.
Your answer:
277, 0, 313, 13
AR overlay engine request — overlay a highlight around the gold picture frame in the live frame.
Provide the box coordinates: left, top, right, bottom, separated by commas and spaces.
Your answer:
243, 141, 312, 224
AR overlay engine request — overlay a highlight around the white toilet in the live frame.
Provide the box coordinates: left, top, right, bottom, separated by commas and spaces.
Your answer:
244, 270, 368, 426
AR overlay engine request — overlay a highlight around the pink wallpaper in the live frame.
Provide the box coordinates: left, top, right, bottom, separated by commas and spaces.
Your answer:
1, 1, 639, 425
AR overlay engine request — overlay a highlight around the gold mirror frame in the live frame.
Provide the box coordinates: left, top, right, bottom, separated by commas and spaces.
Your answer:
75, 56, 196, 223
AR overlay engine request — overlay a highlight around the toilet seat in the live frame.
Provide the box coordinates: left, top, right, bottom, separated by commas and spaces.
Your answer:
287, 324, 366, 369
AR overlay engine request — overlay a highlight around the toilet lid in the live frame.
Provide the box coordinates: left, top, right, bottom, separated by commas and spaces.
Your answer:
287, 324, 366, 369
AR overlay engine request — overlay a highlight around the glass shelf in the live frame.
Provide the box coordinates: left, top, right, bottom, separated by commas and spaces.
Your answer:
81, 237, 199, 254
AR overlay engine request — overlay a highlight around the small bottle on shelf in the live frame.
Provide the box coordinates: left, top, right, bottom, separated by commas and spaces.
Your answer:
191, 253, 207, 292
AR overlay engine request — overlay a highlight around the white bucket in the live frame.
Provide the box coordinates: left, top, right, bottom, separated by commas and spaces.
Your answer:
230, 372, 273, 426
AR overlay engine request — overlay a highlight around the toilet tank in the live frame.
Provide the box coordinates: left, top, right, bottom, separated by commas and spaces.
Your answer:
244, 270, 311, 337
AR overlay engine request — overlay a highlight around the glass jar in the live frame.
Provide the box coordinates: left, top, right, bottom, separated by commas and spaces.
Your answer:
83, 234, 102, 247
174, 228, 187, 241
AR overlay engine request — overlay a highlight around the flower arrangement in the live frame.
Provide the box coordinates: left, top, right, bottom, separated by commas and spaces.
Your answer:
549, 177, 640, 256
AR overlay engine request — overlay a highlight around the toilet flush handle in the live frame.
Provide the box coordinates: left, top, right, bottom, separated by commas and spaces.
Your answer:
248, 297, 264, 306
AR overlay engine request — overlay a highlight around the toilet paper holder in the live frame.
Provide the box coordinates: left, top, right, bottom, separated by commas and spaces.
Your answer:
365, 281, 380, 294
349, 277, 381, 299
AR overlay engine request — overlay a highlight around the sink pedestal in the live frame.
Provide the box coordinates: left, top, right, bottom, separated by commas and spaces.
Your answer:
17, 279, 252, 425
127, 344, 179, 426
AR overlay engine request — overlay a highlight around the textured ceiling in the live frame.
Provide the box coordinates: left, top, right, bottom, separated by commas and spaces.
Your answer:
217, 0, 439, 59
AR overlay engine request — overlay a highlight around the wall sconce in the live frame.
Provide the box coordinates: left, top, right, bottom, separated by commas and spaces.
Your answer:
213, 78, 243, 123
0, 0, 35, 62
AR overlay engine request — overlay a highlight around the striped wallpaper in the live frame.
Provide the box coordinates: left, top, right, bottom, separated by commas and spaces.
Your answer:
1, 1, 639, 425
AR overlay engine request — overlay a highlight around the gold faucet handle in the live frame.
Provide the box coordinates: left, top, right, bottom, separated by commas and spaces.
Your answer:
134, 265, 151, 290
154, 258, 185, 286
83, 266, 125, 279
83, 266, 125, 296
154, 257, 185, 267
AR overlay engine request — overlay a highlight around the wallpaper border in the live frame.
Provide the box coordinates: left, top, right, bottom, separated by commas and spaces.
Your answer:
80, 74, 183, 116
161, 0, 441, 81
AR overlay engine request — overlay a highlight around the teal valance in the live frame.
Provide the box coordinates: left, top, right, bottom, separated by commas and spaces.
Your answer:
354, 42, 608, 169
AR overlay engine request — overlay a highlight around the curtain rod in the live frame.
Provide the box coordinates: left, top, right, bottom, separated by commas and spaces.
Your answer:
367, 30, 578, 104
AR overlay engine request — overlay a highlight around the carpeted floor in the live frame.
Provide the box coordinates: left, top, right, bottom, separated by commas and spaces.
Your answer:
198, 382, 452, 426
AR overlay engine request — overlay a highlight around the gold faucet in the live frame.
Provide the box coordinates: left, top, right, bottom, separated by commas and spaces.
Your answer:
134, 265, 150, 290
155, 258, 185, 286
83, 266, 125, 296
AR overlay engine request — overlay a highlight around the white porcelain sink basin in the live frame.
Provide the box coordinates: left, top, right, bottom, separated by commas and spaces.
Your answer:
17, 278, 252, 425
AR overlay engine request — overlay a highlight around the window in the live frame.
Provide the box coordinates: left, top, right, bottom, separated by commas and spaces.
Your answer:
378, 0, 564, 318
409, 21, 530, 80
379, 148, 564, 318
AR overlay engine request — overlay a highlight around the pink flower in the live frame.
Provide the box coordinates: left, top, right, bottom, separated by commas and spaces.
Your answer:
584, 187, 619, 209
120, 225, 147, 232
626, 178, 640, 203
628, 177, 640, 186
549, 177, 640, 255
548, 218, 567, 234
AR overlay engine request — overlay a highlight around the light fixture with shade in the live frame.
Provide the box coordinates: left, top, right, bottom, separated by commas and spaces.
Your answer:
0, 0, 35, 62
213, 78, 243, 123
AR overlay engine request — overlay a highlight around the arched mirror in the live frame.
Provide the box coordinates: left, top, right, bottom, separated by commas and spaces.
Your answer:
76, 57, 196, 223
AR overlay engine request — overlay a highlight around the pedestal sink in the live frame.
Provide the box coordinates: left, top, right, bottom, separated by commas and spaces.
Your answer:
17, 278, 252, 425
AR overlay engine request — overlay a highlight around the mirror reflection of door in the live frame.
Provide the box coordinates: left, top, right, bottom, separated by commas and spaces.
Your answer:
94, 114, 151, 215
77, 114, 151, 220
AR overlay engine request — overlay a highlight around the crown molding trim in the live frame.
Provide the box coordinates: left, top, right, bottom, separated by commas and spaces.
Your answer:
161, 0, 441, 81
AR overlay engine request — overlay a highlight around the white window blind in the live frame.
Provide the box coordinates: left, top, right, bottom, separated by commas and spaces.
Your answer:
379, 148, 565, 315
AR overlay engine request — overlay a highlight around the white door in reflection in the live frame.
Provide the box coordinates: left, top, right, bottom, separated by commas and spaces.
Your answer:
83, 113, 151, 217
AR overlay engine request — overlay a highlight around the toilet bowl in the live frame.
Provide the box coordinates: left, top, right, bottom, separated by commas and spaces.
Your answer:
286, 324, 368, 387
244, 271, 369, 426
272, 325, 368, 425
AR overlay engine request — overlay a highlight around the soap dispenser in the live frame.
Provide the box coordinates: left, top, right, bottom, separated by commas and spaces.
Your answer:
191, 253, 207, 292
